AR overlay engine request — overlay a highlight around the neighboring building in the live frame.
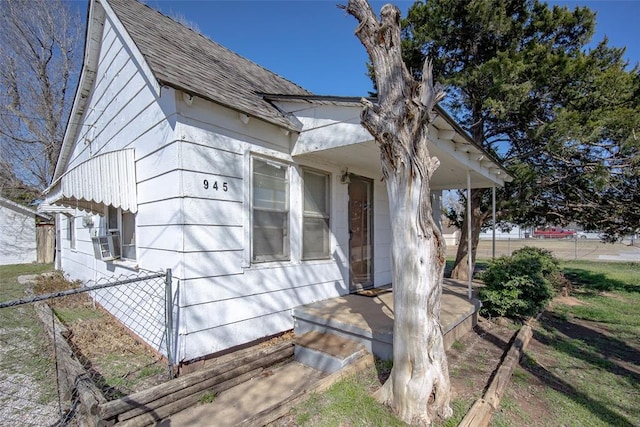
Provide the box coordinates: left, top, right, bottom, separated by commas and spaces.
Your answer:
441, 217, 461, 246
0, 197, 49, 265
479, 223, 530, 240
44, 0, 511, 364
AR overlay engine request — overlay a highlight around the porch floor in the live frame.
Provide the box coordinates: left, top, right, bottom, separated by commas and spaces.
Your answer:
293, 279, 480, 360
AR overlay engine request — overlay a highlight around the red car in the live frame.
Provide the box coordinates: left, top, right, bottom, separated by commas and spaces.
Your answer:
533, 227, 575, 239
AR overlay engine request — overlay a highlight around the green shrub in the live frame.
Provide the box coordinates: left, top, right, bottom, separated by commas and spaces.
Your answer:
479, 246, 560, 319
511, 246, 559, 276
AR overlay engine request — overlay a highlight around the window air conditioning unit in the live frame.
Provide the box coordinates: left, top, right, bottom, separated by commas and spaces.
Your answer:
92, 232, 121, 260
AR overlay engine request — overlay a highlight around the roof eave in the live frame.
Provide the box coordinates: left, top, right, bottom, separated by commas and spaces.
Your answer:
433, 105, 512, 181
263, 94, 513, 183
161, 82, 303, 133
52, 0, 105, 184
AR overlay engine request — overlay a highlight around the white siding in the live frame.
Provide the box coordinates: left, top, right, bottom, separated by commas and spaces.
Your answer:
65, 19, 175, 170
161, 96, 372, 362
57, 13, 178, 360
289, 104, 372, 155
181, 280, 341, 355
182, 311, 293, 359
167, 96, 395, 361
58, 13, 397, 363
59, 12, 178, 279
0, 204, 37, 265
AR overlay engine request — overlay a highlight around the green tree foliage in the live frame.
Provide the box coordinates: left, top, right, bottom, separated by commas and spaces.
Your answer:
401, 0, 640, 277
402, 0, 596, 145
479, 246, 559, 318
522, 44, 640, 238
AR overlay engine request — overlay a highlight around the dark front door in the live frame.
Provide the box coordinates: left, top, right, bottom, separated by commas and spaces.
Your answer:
348, 175, 373, 291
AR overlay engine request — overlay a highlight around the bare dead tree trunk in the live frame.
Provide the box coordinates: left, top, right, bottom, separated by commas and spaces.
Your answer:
450, 188, 489, 280
343, 0, 452, 423
0, 0, 81, 193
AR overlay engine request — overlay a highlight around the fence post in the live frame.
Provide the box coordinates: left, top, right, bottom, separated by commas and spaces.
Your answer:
165, 268, 174, 379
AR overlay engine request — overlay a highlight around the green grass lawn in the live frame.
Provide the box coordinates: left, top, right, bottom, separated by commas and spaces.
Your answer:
0, 263, 54, 299
0, 264, 57, 408
291, 364, 409, 427
492, 261, 640, 426
0, 263, 54, 345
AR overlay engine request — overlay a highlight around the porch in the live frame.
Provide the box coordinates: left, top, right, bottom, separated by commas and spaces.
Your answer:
293, 279, 480, 363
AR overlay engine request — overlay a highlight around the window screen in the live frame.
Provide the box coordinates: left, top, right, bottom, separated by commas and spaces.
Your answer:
104, 207, 136, 261
68, 217, 76, 250
121, 211, 136, 261
252, 159, 289, 262
303, 169, 330, 260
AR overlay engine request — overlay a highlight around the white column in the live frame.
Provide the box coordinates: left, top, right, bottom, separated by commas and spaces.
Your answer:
492, 185, 496, 259
467, 170, 472, 300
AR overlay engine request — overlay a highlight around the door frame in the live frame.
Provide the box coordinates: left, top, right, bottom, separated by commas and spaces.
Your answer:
347, 174, 374, 292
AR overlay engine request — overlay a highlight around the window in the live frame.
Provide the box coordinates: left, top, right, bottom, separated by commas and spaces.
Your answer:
252, 158, 289, 262
302, 169, 330, 260
106, 206, 136, 261
67, 217, 76, 250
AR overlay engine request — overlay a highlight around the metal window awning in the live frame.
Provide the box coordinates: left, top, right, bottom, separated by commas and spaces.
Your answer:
45, 149, 137, 214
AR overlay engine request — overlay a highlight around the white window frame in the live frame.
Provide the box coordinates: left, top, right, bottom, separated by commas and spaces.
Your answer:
251, 157, 290, 263
302, 167, 331, 260
67, 216, 76, 250
103, 206, 136, 261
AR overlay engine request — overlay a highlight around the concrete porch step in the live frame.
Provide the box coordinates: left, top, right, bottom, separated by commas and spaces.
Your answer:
293, 282, 481, 361
295, 331, 368, 374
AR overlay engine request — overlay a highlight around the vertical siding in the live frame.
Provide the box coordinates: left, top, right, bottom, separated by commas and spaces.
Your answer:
0, 205, 37, 265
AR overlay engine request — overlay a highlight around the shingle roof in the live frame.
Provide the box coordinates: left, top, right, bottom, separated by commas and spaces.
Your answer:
107, 0, 312, 130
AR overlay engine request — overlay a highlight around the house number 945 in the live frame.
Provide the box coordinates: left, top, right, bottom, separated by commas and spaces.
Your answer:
203, 180, 228, 192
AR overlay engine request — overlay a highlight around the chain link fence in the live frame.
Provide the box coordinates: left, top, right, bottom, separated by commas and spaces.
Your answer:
0, 269, 174, 426
448, 237, 639, 263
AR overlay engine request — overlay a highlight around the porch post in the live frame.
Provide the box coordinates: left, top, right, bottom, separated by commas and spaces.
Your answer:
492, 185, 496, 259
467, 170, 472, 300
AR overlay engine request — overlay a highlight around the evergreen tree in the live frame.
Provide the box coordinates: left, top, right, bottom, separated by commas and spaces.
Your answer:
401, 0, 639, 277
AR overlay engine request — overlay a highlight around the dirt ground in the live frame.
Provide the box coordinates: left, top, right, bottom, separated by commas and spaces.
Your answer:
447, 297, 639, 426
34, 273, 168, 399
30, 270, 638, 425
443, 316, 521, 420
451, 317, 556, 427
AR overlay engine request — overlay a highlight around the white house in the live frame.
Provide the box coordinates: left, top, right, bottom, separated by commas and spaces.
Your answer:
0, 197, 48, 265
44, 0, 511, 365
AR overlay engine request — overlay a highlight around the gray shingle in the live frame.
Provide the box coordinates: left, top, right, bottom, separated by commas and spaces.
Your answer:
107, 0, 312, 130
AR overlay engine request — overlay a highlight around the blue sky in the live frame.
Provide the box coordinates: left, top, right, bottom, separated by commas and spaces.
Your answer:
125, 0, 640, 97
63, 0, 640, 96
